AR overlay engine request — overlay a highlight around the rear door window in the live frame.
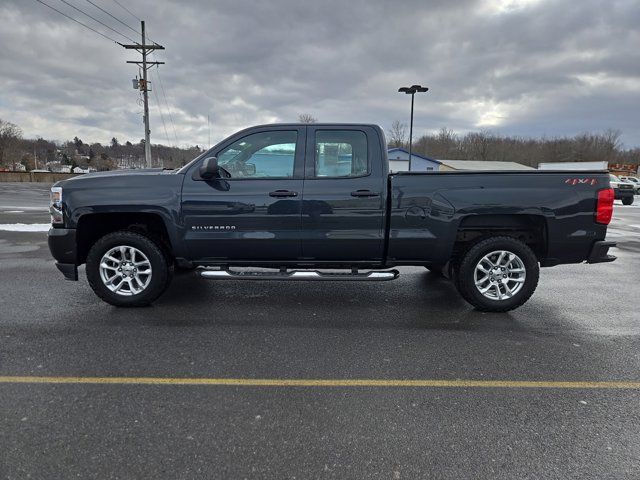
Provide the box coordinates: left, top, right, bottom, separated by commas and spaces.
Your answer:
314, 130, 368, 178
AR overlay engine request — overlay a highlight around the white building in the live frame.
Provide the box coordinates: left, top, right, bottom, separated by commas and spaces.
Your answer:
387, 148, 442, 172
438, 160, 535, 171
538, 161, 608, 170
72, 166, 95, 174
46, 162, 72, 173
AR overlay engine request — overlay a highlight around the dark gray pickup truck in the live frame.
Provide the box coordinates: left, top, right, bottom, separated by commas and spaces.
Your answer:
48, 123, 616, 312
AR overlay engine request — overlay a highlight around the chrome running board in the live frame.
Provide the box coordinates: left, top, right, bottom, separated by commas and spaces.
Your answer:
198, 268, 399, 281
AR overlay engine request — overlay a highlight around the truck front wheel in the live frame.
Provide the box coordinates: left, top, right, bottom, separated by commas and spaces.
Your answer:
454, 236, 539, 312
86, 231, 171, 307
622, 196, 634, 205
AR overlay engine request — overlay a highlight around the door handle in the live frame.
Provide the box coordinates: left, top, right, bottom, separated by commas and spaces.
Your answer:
350, 190, 379, 198
269, 190, 298, 198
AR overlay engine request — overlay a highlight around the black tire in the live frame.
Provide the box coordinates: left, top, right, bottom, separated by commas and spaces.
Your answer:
425, 265, 443, 275
454, 236, 539, 312
622, 197, 633, 205
86, 230, 170, 307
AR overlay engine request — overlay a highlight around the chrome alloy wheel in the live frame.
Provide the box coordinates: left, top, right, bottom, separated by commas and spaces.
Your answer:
99, 245, 152, 296
474, 250, 526, 301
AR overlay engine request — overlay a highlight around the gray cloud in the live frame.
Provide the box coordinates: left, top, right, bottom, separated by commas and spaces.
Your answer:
1, 0, 638, 148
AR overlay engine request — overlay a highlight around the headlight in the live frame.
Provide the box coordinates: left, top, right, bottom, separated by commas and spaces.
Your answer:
50, 186, 63, 225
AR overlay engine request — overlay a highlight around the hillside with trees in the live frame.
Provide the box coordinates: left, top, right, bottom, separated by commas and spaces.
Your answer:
0, 118, 203, 172
387, 122, 640, 168
1, 117, 639, 172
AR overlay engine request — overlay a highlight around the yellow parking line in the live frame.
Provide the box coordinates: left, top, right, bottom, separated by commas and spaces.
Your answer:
0, 376, 639, 389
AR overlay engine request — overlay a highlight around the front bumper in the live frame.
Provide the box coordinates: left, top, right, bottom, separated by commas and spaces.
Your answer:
587, 240, 617, 264
48, 227, 78, 281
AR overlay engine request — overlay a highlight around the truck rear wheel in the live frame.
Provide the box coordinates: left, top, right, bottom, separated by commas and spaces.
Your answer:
454, 236, 539, 312
86, 231, 171, 307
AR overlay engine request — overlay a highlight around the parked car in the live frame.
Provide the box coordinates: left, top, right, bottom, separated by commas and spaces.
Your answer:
609, 174, 635, 204
619, 176, 640, 194
48, 123, 616, 312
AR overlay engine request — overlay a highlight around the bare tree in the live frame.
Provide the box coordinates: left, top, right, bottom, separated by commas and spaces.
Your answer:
462, 130, 492, 161
388, 120, 407, 148
0, 119, 23, 167
298, 113, 317, 124
427, 127, 459, 158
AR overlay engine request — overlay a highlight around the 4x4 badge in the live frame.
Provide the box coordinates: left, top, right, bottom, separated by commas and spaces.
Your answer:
565, 178, 598, 186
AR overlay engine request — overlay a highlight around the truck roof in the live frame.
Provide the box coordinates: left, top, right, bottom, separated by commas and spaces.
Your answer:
249, 123, 382, 129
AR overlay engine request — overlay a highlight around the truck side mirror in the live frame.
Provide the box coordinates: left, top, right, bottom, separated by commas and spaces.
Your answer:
199, 157, 219, 179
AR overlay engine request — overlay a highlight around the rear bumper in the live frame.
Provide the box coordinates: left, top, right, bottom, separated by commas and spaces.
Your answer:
587, 240, 617, 264
48, 227, 78, 281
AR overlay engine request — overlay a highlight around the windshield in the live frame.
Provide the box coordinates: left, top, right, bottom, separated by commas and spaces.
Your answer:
610, 174, 620, 182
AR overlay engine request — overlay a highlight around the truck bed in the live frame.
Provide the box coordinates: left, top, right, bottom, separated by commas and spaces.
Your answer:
387, 170, 610, 266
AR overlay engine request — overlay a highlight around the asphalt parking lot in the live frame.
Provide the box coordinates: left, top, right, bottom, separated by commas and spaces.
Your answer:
1, 182, 639, 479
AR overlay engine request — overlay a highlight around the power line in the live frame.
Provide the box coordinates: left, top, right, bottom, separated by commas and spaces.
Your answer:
84, 0, 141, 38
151, 76, 172, 148
111, 0, 140, 22
154, 66, 179, 146
57, 0, 137, 44
33, 0, 121, 44
110, 1, 159, 48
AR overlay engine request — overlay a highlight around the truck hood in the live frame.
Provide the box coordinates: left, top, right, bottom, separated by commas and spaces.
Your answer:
54, 168, 178, 187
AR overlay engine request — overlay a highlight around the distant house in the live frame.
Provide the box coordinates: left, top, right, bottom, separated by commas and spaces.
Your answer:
46, 162, 72, 173
72, 166, 96, 174
387, 148, 441, 172
438, 160, 535, 171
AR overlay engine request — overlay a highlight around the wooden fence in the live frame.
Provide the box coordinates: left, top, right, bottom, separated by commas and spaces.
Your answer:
0, 172, 79, 183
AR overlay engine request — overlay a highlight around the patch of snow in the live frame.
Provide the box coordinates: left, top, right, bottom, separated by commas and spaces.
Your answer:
613, 201, 640, 208
0, 206, 48, 211
0, 223, 50, 232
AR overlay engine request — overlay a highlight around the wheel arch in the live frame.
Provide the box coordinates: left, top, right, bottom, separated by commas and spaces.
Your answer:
453, 214, 548, 261
76, 212, 173, 265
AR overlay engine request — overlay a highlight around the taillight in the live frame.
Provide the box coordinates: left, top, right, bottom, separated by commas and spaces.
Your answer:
595, 188, 614, 225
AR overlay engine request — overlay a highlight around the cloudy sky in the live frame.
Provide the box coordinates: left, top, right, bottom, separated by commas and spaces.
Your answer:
1, 0, 639, 148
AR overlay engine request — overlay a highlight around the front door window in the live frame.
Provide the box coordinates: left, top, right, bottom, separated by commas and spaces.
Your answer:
217, 131, 297, 179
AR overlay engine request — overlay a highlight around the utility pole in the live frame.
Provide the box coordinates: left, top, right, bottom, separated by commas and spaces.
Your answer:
122, 21, 164, 168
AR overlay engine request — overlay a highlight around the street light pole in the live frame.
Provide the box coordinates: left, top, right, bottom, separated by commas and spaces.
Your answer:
409, 92, 415, 169
398, 85, 428, 171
